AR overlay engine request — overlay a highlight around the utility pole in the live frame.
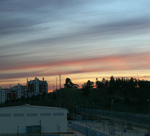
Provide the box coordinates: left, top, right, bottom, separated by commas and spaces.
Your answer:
56, 77, 57, 90
59, 74, 61, 91
59, 74, 61, 107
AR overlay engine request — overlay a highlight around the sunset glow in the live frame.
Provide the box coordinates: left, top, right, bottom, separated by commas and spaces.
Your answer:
0, 0, 150, 91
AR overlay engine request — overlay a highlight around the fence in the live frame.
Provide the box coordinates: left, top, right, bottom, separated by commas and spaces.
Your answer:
68, 120, 149, 136
76, 107, 150, 128
68, 122, 108, 136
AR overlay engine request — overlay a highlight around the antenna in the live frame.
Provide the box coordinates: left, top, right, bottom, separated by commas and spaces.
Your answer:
56, 77, 57, 90
59, 74, 61, 90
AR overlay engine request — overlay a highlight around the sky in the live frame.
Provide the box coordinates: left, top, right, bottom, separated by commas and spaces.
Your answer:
0, 0, 150, 92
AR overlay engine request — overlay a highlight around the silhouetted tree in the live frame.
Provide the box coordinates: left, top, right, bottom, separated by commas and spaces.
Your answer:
53, 92, 56, 100
21, 96, 25, 101
82, 80, 94, 96
138, 80, 150, 88
5, 100, 9, 104
86, 80, 94, 89
109, 76, 116, 95
96, 80, 104, 90
64, 78, 79, 88
128, 77, 137, 88
31, 95, 36, 101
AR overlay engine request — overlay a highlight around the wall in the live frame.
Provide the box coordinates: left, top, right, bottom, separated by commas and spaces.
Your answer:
0, 105, 68, 134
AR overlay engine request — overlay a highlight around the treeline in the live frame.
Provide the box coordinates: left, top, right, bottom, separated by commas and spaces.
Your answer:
96, 76, 150, 89
64, 76, 150, 89
64, 76, 150, 98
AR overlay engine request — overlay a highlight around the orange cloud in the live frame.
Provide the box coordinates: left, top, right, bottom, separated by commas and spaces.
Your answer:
1, 51, 150, 72
1, 51, 150, 82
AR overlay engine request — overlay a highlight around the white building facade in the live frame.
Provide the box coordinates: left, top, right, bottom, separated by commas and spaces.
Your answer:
0, 77, 48, 103
11, 83, 27, 99
0, 105, 68, 134
0, 87, 6, 103
27, 77, 48, 97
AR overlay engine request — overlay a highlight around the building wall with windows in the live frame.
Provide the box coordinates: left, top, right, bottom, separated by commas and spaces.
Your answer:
0, 77, 48, 103
11, 83, 27, 99
0, 105, 68, 134
0, 87, 6, 103
0, 84, 28, 104
27, 77, 48, 97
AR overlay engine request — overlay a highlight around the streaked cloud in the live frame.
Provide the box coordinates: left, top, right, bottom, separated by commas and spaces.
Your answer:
0, 0, 150, 90
0, 52, 150, 80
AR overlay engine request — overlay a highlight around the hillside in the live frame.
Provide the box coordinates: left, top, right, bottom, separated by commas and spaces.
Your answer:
0, 87, 149, 116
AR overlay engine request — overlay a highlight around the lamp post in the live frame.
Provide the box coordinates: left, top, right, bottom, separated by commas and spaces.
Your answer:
92, 103, 95, 129
111, 99, 115, 136
80, 104, 82, 124
96, 109, 100, 130
57, 123, 60, 136
17, 126, 19, 136
96, 110, 99, 129
73, 103, 75, 120
39, 120, 41, 136
86, 102, 88, 127
147, 99, 150, 135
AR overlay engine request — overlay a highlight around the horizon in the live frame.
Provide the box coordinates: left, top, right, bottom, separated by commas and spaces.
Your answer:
0, 0, 150, 91
0, 75, 149, 93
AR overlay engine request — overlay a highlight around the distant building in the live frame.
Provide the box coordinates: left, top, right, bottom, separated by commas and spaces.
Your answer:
0, 105, 68, 134
0, 87, 6, 103
11, 83, 27, 99
0, 77, 48, 103
27, 77, 48, 97
0, 84, 27, 103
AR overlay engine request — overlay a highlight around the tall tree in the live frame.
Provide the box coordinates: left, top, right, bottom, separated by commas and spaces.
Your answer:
82, 80, 94, 96
64, 78, 79, 88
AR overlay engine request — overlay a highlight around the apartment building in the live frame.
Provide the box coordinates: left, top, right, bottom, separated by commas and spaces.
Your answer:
27, 77, 48, 97
0, 77, 48, 103
0, 87, 6, 103
11, 83, 27, 99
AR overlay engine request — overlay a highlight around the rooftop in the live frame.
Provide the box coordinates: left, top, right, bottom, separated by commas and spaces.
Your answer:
0, 104, 68, 112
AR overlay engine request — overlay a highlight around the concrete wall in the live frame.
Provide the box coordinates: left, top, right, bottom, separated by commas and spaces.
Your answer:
0, 105, 68, 134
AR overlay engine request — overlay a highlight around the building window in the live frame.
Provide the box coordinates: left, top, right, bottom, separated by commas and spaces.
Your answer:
0, 114, 11, 117
53, 113, 64, 116
13, 113, 24, 117
27, 113, 38, 116
40, 113, 51, 116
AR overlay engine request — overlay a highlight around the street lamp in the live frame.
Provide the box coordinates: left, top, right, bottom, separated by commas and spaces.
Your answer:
111, 99, 115, 136
97, 109, 100, 130
39, 120, 41, 136
86, 102, 88, 127
96, 110, 99, 129
73, 103, 75, 120
80, 104, 83, 124
17, 126, 19, 136
57, 123, 60, 136
147, 99, 150, 135
92, 103, 95, 129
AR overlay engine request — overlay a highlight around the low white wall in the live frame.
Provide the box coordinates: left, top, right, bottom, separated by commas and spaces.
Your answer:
0, 105, 68, 134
